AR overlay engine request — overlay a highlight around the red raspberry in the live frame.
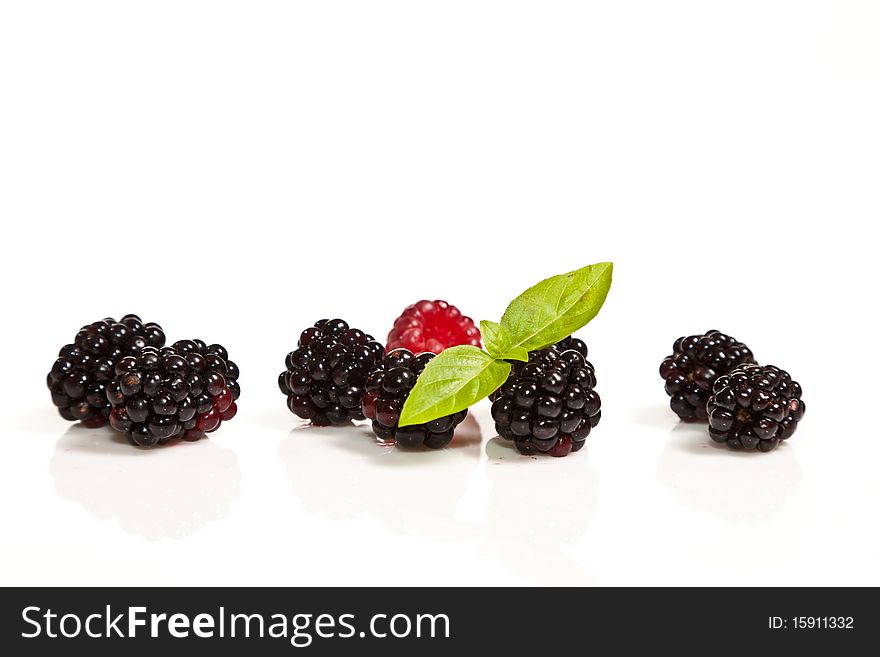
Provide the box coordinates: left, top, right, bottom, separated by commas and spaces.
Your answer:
387, 300, 481, 354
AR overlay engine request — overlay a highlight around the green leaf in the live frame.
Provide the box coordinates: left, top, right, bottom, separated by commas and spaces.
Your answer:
399, 345, 512, 426
500, 262, 613, 353
480, 320, 529, 362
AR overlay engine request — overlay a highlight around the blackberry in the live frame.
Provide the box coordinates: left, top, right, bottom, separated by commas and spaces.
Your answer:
659, 330, 755, 421
490, 340, 601, 457
106, 339, 240, 447
707, 364, 804, 452
362, 348, 468, 449
279, 319, 385, 426
47, 315, 166, 427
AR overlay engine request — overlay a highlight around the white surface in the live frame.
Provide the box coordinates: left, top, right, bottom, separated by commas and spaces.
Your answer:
1, 1, 878, 586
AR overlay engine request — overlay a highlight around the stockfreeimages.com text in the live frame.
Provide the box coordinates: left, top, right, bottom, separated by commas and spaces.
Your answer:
21, 605, 450, 647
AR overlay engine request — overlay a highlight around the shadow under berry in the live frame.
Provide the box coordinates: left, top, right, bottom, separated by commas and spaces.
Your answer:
481, 437, 599, 586
656, 422, 802, 525
49, 424, 240, 541
279, 418, 482, 542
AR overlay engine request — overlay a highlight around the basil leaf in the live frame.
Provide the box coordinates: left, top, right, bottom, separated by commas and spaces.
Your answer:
480, 320, 529, 362
500, 262, 613, 353
398, 345, 512, 426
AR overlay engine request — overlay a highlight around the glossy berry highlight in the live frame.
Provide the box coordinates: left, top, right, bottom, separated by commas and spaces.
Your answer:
386, 300, 481, 354
47, 315, 166, 426
363, 349, 468, 449
554, 335, 589, 360
707, 364, 804, 452
279, 319, 385, 426
659, 330, 755, 421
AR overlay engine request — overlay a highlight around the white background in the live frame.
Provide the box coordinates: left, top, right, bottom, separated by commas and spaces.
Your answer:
1, 1, 878, 586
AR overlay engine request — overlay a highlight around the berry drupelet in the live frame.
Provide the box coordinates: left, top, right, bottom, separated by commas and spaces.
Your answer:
490, 337, 601, 457
47, 315, 166, 427
707, 364, 804, 452
279, 319, 385, 426
106, 339, 240, 447
386, 300, 481, 354
659, 330, 755, 421
362, 348, 468, 449
554, 335, 589, 359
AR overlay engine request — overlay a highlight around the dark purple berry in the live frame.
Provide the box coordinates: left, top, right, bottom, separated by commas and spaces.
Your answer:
47, 315, 166, 425
362, 348, 468, 449
280, 319, 384, 426
707, 364, 804, 452
490, 336, 600, 457
660, 330, 755, 421
105, 340, 240, 447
